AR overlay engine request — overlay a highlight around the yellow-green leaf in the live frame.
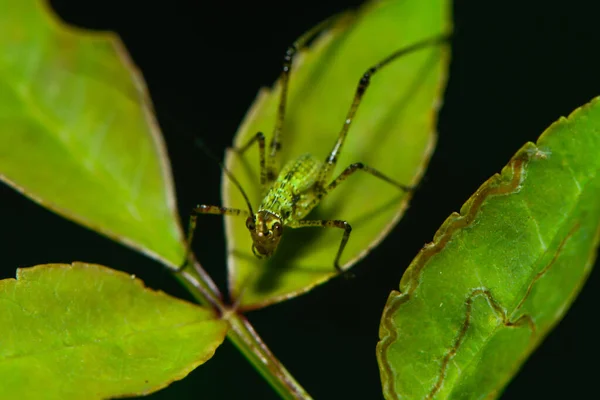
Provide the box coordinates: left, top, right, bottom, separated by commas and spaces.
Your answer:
0, 263, 228, 400
0, 0, 185, 266
225, 0, 451, 310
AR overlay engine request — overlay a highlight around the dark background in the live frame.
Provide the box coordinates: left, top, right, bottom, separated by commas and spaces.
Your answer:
1, 0, 599, 398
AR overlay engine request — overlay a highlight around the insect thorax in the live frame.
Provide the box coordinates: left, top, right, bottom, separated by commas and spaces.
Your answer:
258, 153, 323, 224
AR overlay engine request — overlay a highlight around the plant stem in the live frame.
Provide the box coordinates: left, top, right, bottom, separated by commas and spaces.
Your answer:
226, 313, 313, 400
174, 260, 312, 400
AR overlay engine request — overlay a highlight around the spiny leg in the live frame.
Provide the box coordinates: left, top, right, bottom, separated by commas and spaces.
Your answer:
288, 219, 352, 273
179, 205, 250, 272
268, 15, 340, 177
290, 35, 449, 272
319, 34, 449, 184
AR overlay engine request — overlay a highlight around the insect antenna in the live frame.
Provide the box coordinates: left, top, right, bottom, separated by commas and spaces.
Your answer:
190, 136, 255, 217
54, 55, 256, 217
158, 110, 255, 217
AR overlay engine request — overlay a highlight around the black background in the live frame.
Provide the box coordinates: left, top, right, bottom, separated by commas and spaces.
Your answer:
1, 0, 599, 399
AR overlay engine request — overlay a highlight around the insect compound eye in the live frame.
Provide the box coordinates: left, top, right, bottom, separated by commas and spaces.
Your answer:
246, 216, 256, 231
272, 222, 283, 236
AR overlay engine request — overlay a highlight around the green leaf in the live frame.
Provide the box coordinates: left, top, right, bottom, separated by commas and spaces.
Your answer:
377, 97, 600, 399
225, 0, 451, 310
0, 263, 228, 400
0, 1, 185, 266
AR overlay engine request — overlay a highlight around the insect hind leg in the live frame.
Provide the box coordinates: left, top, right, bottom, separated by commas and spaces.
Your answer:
318, 34, 449, 185
268, 15, 341, 176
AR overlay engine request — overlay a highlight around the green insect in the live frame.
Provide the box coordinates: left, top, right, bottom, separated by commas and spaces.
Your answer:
182, 22, 446, 273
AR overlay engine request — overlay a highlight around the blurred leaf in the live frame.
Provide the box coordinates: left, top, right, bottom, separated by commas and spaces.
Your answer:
0, 0, 185, 266
0, 263, 228, 400
377, 97, 600, 399
225, 0, 451, 310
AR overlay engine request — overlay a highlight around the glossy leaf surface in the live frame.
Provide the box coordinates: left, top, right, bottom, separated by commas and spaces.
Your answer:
377, 97, 600, 399
0, 263, 228, 400
225, 0, 451, 310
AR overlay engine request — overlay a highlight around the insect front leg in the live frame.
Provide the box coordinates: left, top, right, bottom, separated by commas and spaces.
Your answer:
287, 218, 352, 273
179, 205, 250, 272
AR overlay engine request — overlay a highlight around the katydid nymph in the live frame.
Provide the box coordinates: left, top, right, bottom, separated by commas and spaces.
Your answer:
182, 22, 447, 273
